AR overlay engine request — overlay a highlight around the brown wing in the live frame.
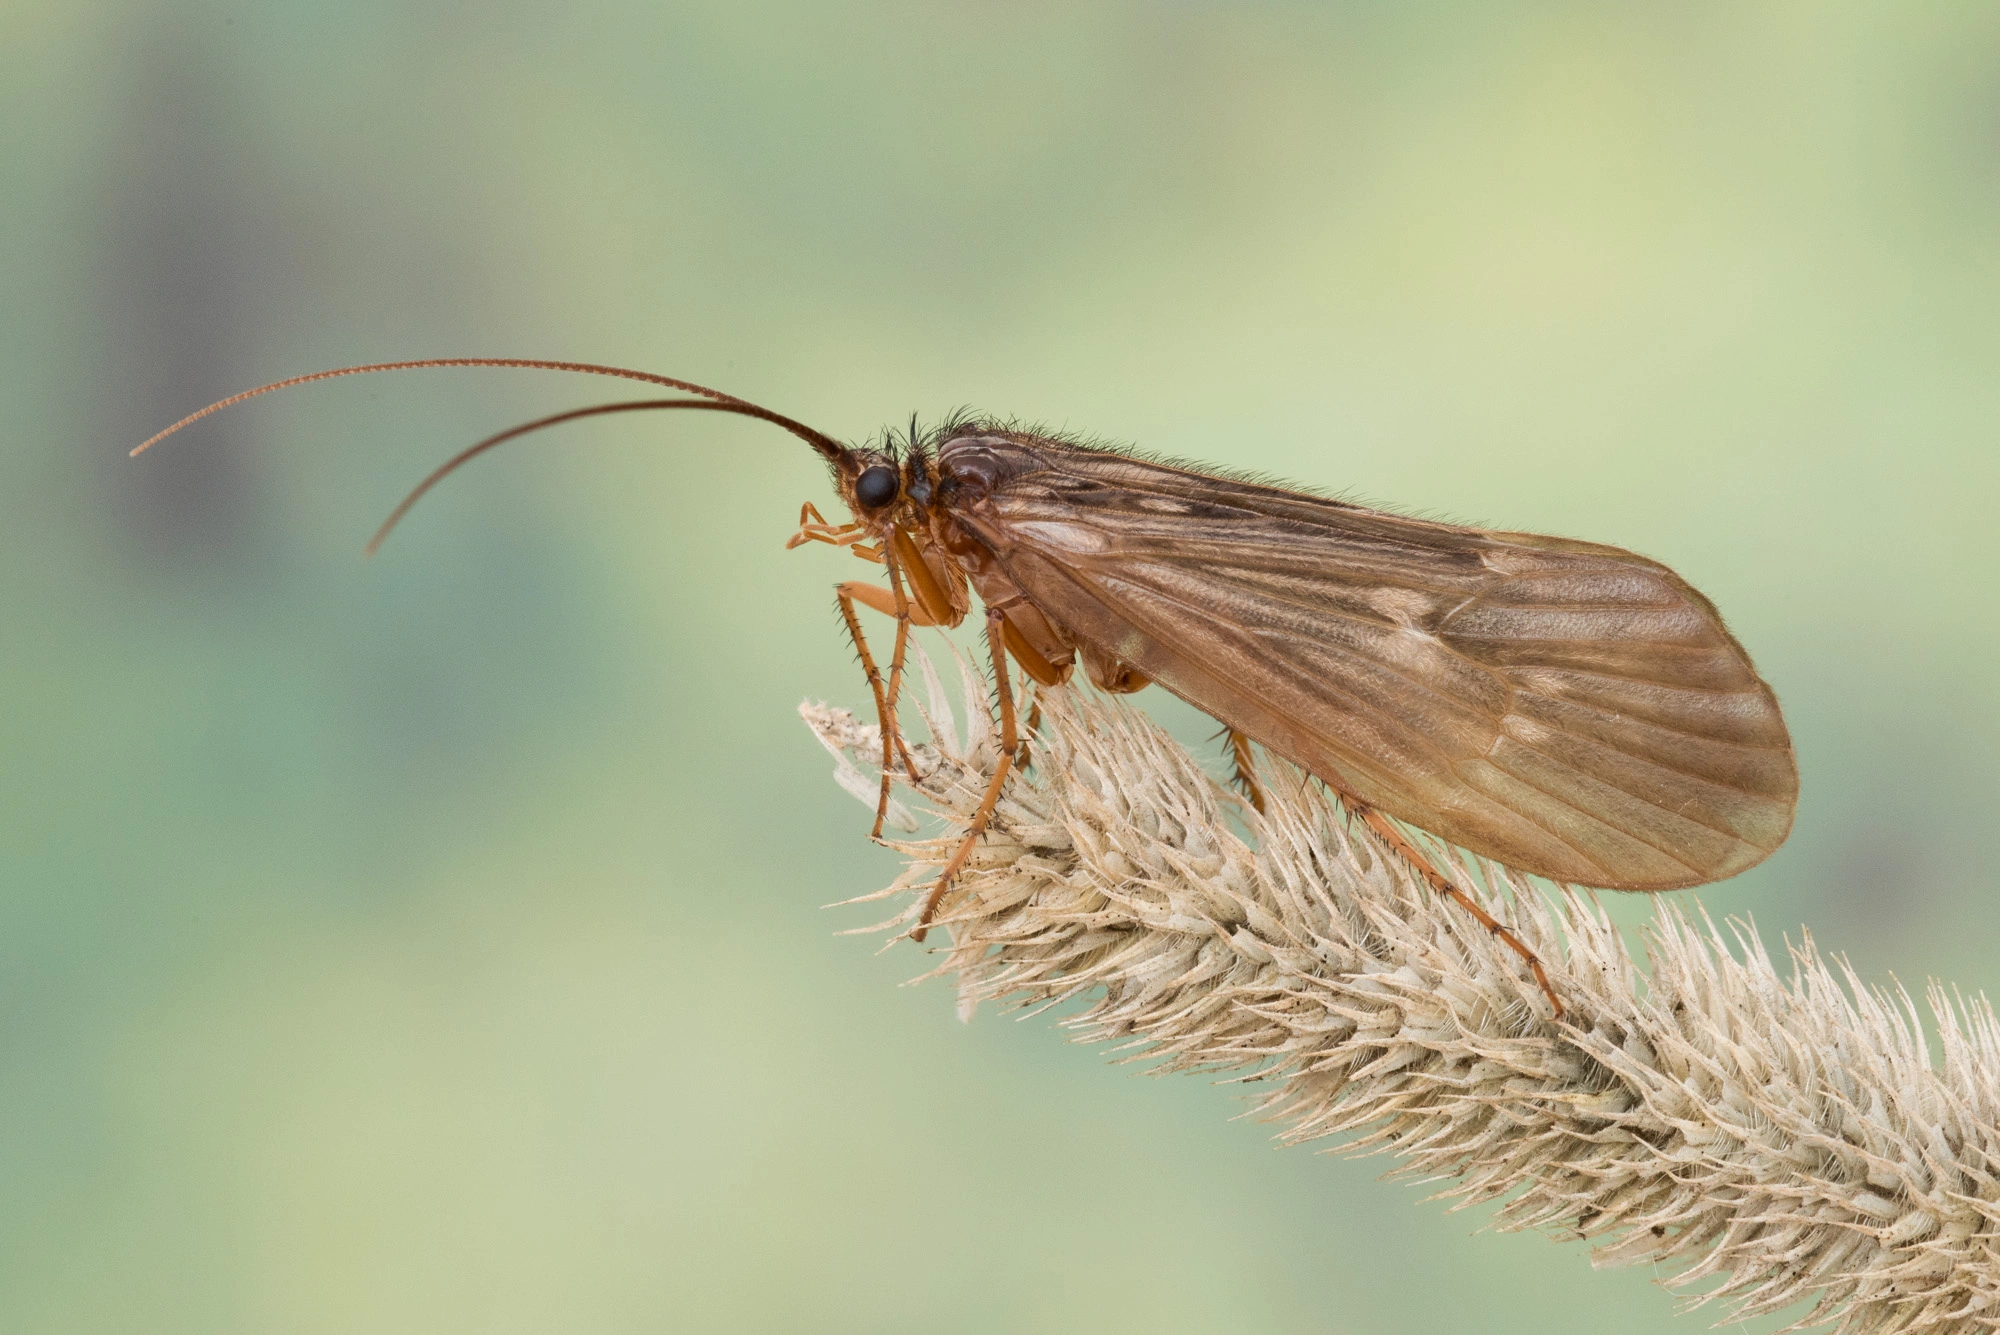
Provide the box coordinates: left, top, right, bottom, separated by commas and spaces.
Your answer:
940, 437, 1797, 890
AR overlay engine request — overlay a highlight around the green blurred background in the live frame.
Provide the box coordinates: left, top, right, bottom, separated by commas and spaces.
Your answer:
6, 3, 1999, 1331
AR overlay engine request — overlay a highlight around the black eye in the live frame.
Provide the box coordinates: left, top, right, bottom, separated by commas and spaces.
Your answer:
854, 465, 899, 508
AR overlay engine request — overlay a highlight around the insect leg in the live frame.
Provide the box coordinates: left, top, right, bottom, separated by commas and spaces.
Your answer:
879, 537, 919, 778
1350, 803, 1564, 1021
1019, 697, 1041, 771
786, 502, 874, 551
834, 587, 914, 840
1224, 729, 1267, 815
786, 522, 865, 550
911, 607, 1019, 943
836, 582, 943, 626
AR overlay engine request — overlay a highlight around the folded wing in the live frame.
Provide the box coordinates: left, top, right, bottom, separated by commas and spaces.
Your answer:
953, 443, 1797, 890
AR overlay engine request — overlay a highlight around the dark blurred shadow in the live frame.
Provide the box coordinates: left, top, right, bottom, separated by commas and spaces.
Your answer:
94, 26, 272, 571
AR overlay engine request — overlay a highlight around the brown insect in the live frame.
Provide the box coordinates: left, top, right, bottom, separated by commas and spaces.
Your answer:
137, 358, 1799, 1017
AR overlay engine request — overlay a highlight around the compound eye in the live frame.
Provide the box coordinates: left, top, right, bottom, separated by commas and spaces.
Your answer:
854, 465, 900, 509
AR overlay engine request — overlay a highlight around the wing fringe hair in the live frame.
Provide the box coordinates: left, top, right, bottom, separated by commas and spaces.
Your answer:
802, 668, 2000, 1335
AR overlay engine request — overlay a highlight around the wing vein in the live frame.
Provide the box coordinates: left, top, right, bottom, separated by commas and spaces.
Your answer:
945, 436, 1796, 888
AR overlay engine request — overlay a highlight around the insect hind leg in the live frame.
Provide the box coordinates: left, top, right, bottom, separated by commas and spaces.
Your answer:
911, 607, 1020, 943
1348, 802, 1565, 1021
1219, 728, 1267, 814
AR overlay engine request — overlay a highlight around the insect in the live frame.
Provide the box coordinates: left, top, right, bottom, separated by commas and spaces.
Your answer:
137, 358, 1800, 1017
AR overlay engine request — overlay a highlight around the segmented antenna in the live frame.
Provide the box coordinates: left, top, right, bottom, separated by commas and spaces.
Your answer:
130, 357, 851, 467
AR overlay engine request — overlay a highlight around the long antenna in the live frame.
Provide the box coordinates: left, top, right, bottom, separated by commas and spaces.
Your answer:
365, 397, 805, 555
130, 357, 850, 466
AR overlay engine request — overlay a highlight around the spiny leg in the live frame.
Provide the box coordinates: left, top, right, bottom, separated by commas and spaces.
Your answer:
1223, 728, 1267, 815
834, 588, 910, 841
1019, 697, 1042, 771
837, 569, 966, 834
911, 607, 1020, 943
879, 538, 920, 783
1349, 801, 1564, 1020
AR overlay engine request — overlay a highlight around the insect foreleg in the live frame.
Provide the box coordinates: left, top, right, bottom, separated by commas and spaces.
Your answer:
911, 606, 1019, 944
1349, 803, 1564, 1021
785, 502, 867, 551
